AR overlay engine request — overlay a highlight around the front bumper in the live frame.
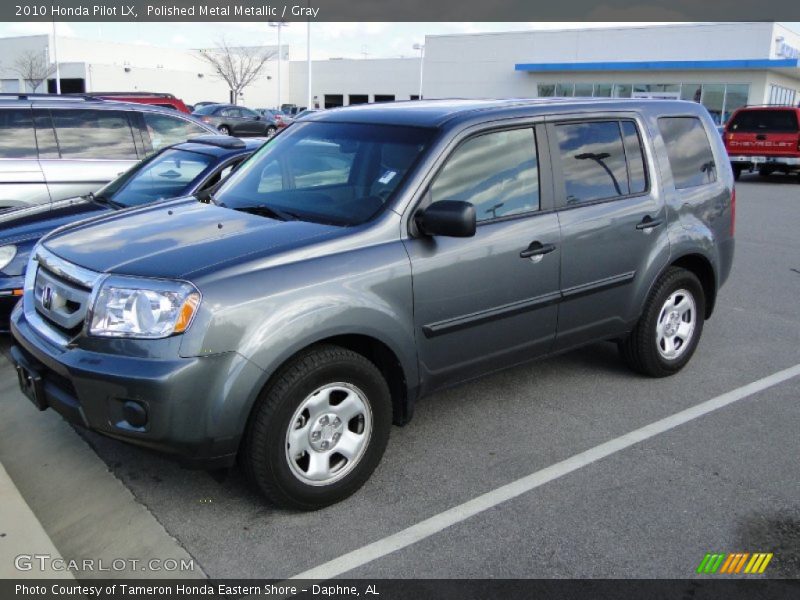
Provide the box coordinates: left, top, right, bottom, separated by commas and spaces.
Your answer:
10, 304, 266, 468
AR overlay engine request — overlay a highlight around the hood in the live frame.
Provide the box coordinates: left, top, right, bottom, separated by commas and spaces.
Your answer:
42, 198, 340, 279
0, 197, 109, 245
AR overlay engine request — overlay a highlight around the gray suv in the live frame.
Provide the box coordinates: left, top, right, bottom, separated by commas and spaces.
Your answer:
0, 94, 216, 211
10, 99, 735, 510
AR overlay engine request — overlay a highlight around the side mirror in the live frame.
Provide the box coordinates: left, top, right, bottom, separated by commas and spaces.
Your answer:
415, 200, 476, 238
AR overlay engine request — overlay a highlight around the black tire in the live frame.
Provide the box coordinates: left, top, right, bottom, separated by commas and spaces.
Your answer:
758, 166, 772, 177
218, 125, 231, 135
732, 165, 742, 181
242, 344, 392, 510
619, 267, 706, 378
266, 125, 277, 136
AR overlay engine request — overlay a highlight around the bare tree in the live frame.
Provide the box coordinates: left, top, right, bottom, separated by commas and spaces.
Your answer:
12, 50, 56, 93
196, 39, 276, 105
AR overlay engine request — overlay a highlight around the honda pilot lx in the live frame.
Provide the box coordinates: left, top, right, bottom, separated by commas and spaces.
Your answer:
10, 99, 735, 509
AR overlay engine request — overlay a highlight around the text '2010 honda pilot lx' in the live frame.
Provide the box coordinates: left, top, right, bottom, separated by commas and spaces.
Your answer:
11, 99, 735, 510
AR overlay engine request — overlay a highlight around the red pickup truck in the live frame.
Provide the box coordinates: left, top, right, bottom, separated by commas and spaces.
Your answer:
724, 106, 800, 180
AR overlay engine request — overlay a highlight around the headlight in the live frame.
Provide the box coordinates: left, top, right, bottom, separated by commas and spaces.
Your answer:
89, 276, 201, 339
0, 245, 17, 271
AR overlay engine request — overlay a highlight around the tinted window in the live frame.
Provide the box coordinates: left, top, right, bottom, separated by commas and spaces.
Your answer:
240, 108, 258, 118
658, 117, 717, 189
621, 121, 647, 195
430, 128, 539, 222
728, 109, 799, 133
144, 113, 209, 152
192, 105, 220, 115
102, 148, 213, 207
0, 109, 37, 159
51, 109, 138, 159
32, 110, 59, 159
556, 121, 629, 204
216, 121, 434, 226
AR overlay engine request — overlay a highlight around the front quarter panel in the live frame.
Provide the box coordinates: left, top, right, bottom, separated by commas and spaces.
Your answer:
179, 219, 418, 400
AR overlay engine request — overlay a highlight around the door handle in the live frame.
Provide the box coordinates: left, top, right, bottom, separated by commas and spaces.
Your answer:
520, 241, 556, 259
636, 215, 663, 231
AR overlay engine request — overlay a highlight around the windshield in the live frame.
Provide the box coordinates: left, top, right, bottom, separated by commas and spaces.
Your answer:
214, 121, 435, 226
100, 148, 214, 207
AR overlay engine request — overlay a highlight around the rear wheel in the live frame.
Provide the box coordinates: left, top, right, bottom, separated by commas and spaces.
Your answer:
266, 125, 277, 137
732, 165, 742, 181
619, 267, 705, 377
758, 166, 772, 177
218, 125, 231, 135
242, 344, 392, 510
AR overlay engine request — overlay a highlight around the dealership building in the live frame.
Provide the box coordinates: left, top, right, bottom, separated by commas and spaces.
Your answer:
0, 22, 798, 123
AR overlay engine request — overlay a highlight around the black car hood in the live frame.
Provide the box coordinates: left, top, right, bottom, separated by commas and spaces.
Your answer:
43, 198, 340, 279
0, 197, 109, 245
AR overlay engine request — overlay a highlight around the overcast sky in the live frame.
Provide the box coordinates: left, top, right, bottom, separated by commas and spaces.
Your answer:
1, 21, 798, 60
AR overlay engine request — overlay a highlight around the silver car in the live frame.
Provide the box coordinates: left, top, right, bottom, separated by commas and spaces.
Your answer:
0, 94, 217, 211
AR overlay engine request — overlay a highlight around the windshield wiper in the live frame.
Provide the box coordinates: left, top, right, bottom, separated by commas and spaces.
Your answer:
83, 192, 123, 209
236, 204, 298, 222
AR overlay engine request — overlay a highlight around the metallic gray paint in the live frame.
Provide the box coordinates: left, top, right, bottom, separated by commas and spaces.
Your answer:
10, 99, 735, 466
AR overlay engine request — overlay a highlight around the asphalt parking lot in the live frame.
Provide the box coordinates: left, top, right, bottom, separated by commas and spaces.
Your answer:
1, 173, 799, 580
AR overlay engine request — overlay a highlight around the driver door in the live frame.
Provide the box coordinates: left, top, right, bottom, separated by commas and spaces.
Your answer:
403, 123, 562, 391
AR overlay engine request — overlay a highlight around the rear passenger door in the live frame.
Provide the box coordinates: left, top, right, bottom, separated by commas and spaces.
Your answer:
405, 124, 561, 391
547, 116, 670, 351
37, 108, 142, 202
0, 107, 50, 210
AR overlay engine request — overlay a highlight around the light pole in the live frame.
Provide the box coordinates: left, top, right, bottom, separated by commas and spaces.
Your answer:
52, 21, 61, 94
412, 43, 425, 99
269, 21, 288, 109
306, 18, 312, 109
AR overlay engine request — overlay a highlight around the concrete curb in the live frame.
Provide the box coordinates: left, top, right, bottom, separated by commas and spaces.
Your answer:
0, 461, 74, 579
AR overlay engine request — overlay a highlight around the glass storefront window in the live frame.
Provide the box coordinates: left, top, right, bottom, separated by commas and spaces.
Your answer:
537, 84, 555, 97
555, 83, 575, 97
593, 83, 613, 97
723, 84, 749, 123
681, 84, 703, 103
613, 84, 632, 98
701, 84, 725, 125
574, 83, 593, 97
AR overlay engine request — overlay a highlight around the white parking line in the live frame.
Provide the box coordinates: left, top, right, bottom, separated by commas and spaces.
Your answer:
291, 363, 800, 580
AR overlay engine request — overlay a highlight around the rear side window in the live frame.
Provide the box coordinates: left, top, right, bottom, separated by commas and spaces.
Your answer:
0, 109, 37, 159
431, 128, 540, 222
144, 113, 209, 152
555, 121, 642, 205
51, 109, 138, 159
658, 117, 717, 189
729, 110, 799, 133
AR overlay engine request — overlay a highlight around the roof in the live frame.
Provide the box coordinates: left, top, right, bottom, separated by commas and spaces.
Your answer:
305, 97, 701, 128
515, 58, 800, 72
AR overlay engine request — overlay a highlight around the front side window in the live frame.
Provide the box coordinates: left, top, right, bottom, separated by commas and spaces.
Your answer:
0, 108, 36, 159
144, 113, 209, 152
100, 148, 213, 207
555, 121, 630, 204
215, 121, 435, 226
51, 109, 138, 159
658, 117, 717, 189
430, 128, 540, 222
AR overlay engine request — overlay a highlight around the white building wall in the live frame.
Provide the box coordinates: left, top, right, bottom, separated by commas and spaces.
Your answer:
287, 58, 421, 107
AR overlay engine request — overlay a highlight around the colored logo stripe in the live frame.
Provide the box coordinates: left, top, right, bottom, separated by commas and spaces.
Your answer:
697, 552, 773, 574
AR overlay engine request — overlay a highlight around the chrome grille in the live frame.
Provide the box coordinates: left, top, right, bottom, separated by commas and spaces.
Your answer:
34, 267, 91, 332
24, 247, 102, 346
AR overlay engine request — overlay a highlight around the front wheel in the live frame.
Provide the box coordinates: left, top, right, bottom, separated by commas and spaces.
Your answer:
619, 267, 705, 377
266, 125, 277, 137
242, 345, 392, 510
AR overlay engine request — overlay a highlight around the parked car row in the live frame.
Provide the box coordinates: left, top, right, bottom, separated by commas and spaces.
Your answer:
0, 94, 218, 211
5, 98, 734, 510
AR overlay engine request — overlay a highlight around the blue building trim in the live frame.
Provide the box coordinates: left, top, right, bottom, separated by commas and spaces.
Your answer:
514, 59, 800, 72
